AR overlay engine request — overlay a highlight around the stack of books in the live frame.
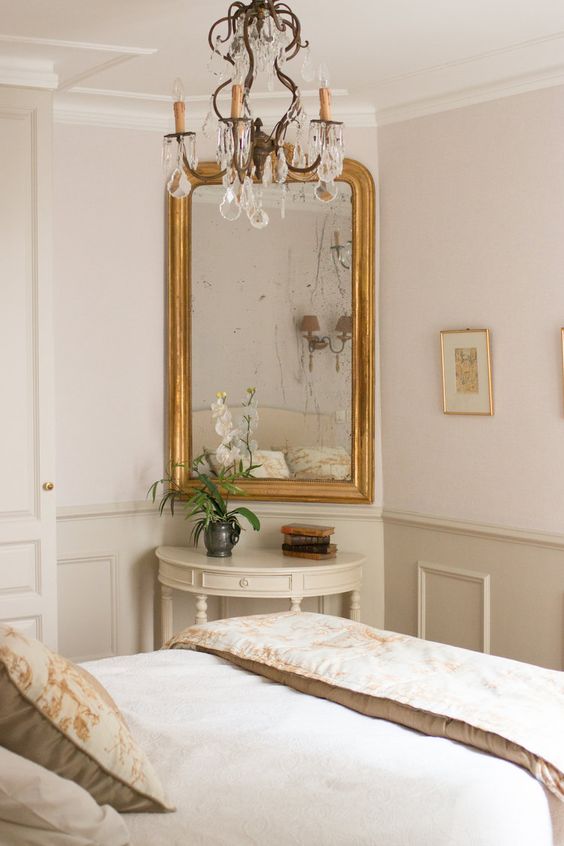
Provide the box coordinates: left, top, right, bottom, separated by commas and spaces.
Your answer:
281, 524, 336, 560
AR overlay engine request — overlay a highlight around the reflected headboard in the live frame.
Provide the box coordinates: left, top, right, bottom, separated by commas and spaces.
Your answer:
191, 406, 346, 454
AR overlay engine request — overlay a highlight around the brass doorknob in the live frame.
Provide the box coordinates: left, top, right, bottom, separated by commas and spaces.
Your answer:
42, 482, 55, 491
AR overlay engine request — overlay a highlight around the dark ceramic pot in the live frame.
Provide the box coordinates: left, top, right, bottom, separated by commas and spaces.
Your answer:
204, 521, 240, 557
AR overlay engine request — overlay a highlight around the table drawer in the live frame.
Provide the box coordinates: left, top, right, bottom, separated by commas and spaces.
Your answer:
202, 571, 292, 592
304, 565, 362, 592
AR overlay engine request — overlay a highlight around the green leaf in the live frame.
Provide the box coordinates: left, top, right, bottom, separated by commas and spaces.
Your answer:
228, 507, 260, 531
197, 474, 226, 513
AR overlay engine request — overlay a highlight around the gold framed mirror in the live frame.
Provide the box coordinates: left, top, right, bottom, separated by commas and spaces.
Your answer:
167, 158, 375, 503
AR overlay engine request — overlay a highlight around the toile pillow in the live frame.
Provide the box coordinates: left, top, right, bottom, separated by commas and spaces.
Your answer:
208, 449, 290, 479
285, 446, 351, 480
0, 746, 130, 845
0, 625, 173, 814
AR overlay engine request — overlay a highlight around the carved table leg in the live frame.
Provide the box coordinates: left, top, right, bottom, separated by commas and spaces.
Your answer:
290, 597, 303, 612
161, 585, 174, 645
195, 594, 208, 625
350, 590, 361, 622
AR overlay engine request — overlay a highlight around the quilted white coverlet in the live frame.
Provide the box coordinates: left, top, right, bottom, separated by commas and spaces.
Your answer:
168, 612, 564, 803
84, 642, 564, 846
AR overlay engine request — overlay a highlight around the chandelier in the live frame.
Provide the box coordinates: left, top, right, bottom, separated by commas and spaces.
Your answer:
162, 0, 345, 229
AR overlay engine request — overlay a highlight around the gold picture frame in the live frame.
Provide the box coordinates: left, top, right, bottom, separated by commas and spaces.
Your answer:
440, 329, 493, 415
167, 158, 375, 503
561, 328, 564, 411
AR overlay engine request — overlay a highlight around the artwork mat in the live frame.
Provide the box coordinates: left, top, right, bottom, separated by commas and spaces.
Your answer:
440, 329, 493, 415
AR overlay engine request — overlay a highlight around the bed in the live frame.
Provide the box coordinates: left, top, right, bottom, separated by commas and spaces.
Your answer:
82, 632, 564, 846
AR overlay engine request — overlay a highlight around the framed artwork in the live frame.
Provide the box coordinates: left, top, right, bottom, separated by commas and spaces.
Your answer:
440, 329, 493, 415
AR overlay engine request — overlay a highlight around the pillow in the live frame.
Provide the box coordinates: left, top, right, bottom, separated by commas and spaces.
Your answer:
208, 449, 290, 479
0, 625, 173, 813
285, 446, 351, 480
0, 746, 130, 845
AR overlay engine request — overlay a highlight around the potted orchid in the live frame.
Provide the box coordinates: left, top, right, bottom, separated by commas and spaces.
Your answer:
148, 388, 261, 557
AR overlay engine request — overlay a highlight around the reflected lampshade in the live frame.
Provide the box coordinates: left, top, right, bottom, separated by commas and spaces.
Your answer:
301, 315, 320, 334
335, 315, 352, 335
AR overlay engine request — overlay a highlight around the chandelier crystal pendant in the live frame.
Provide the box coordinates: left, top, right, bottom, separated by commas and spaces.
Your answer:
162, 0, 345, 229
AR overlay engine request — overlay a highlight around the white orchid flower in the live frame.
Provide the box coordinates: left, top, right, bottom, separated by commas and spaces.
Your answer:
211, 402, 228, 419
216, 442, 241, 468
215, 414, 235, 439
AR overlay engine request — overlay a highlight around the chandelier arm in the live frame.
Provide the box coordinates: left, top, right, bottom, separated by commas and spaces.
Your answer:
274, 8, 307, 59
264, 0, 284, 32
242, 7, 256, 92
181, 153, 227, 184
212, 76, 233, 120
286, 154, 321, 175
208, 2, 245, 50
271, 59, 299, 147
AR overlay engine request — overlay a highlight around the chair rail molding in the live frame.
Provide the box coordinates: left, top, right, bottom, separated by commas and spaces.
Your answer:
57, 500, 383, 523
383, 508, 564, 551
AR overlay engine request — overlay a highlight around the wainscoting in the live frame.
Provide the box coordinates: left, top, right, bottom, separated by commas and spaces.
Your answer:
57, 501, 384, 662
384, 509, 564, 670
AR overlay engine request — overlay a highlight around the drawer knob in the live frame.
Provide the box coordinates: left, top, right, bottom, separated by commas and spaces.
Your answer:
239, 578, 249, 588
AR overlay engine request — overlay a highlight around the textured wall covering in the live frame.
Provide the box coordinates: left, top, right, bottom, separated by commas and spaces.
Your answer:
379, 84, 564, 533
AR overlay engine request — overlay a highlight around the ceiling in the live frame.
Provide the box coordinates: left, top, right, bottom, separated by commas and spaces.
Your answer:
2, 0, 564, 127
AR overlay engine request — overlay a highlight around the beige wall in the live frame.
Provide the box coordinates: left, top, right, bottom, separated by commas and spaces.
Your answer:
53, 93, 564, 671
379, 85, 564, 532
379, 85, 564, 669
53, 122, 384, 660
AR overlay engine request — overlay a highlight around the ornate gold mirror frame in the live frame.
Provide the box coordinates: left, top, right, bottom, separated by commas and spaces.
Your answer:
167, 157, 375, 503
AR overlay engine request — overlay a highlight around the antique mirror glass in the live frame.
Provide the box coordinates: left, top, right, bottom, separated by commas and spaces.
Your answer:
167, 159, 374, 503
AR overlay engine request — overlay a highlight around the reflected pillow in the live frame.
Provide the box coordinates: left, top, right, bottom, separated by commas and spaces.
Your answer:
208, 449, 290, 479
286, 446, 351, 480
0, 746, 130, 845
0, 625, 173, 813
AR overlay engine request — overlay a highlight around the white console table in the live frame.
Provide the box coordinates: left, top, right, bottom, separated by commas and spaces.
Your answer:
156, 545, 364, 643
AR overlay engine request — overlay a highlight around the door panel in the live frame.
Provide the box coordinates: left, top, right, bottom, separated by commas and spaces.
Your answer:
0, 89, 57, 647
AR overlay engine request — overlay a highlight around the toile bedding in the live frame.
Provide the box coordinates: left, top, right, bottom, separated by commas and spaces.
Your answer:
167, 611, 564, 802
78, 611, 564, 846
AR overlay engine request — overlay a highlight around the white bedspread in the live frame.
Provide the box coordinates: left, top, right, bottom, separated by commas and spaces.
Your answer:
84, 649, 564, 846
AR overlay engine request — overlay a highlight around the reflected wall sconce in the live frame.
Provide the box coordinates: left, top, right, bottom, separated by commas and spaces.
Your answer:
331, 230, 352, 270
300, 314, 352, 372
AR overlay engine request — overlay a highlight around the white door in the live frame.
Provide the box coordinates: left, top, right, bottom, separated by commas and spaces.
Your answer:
0, 88, 57, 647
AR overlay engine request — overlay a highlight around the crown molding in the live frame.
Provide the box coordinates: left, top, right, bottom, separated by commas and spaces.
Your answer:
55, 61, 564, 132
0, 33, 157, 55
53, 101, 377, 130
69, 85, 350, 102
0, 62, 58, 89
376, 63, 564, 125
53, 104, 174, 131
0, 34, 157, 92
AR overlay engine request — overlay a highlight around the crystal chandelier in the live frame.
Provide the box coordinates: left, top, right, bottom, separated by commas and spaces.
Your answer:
162, 0, 345, 229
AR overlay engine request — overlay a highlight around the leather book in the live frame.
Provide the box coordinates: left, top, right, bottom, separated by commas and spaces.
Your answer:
282, 544, 337, 560
282, 543, 330, 553
280, 524, 335, 538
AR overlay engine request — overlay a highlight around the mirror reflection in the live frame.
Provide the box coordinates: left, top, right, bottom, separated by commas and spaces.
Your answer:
191, 181, 353, 482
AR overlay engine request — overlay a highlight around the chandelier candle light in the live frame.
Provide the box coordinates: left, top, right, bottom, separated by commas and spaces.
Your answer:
162, 0, 345, 229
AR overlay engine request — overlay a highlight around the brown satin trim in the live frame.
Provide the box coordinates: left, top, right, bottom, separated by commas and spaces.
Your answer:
191, 646, 562, 799
0, 667, 172, 813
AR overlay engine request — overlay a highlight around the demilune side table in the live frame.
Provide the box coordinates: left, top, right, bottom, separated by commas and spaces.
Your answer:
156, 545, 364, 643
